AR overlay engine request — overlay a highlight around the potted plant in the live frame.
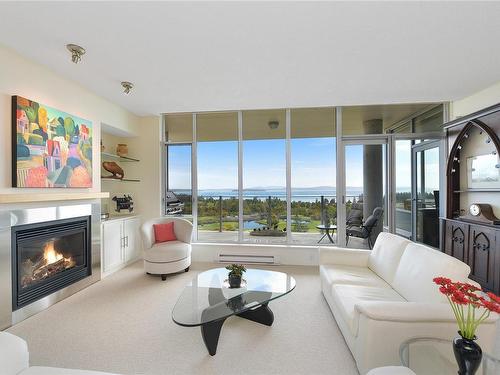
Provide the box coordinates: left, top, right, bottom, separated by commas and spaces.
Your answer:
226, 264, 246, 288
433, 277, 500, 375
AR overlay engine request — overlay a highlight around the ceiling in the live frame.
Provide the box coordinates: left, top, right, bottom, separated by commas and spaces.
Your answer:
1, 2, 500, 116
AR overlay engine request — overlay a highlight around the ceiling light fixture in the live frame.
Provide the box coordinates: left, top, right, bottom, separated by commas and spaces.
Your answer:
121, 82, 134, 94
66, 44, 86, 64
268, 120, 279, 130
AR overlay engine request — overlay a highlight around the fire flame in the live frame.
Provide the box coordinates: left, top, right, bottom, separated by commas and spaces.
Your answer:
44, 241, 67, 264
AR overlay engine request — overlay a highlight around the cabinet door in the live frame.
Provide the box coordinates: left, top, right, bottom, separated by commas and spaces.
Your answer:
468, 225, 496, 291
444, 220, 469, 263
103, 220, 124, 272
123, 217, 141, 262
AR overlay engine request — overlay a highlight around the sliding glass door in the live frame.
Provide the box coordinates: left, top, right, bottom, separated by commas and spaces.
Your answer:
341, 140, 388, 249
412, 140, 440, 248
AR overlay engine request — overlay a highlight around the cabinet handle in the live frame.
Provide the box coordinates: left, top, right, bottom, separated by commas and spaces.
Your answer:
126, 236, 129, 247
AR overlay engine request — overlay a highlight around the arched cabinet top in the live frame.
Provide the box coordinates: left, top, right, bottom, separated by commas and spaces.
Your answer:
446, 119, 500, 179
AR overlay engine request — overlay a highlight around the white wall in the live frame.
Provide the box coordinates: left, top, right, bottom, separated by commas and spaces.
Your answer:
451, 81, 500, 119
0, 44, 140, 194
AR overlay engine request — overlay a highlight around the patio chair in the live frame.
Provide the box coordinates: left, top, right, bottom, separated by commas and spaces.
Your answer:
346, 207, 384, 249
346, 202, 363, 227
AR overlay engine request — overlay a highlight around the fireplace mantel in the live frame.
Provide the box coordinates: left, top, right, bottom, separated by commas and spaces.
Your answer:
0, 192, 109, 204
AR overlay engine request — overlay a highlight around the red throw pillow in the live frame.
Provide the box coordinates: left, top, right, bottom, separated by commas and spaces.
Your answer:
153, 222, 177, 243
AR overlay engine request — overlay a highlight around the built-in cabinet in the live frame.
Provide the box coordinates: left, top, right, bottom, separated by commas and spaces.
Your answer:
442, 218, 499, 293
102, 216, 141, 277
441, 103, 500, 294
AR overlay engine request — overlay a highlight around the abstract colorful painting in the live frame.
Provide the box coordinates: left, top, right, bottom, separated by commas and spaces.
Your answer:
12, 96, 93, 188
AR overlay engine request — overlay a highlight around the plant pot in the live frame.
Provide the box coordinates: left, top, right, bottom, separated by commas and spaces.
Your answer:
116, 143, 128, 157
228, 274, 242, 288
453, 332, 482, 375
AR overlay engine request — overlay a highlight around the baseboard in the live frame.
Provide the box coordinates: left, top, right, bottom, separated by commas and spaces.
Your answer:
192, 243, 319, 266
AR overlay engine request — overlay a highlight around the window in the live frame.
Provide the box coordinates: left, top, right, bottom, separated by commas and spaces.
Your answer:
166, 144, 192, 218
242, 110, 286, 243
196, 112, 239, 242
164, 114, 193, 218
290, 108, 336, 244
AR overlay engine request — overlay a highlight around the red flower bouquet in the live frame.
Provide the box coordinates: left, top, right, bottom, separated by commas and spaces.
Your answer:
433, 277, 500, 339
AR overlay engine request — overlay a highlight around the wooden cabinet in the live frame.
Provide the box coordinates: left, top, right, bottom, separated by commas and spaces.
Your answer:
102, 216, 141, 277
468, 224, 497, 291
442, 218, 500, 294
444, 220, 469, 263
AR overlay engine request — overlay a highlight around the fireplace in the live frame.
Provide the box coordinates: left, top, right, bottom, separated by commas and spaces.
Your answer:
11, 216, 92, 310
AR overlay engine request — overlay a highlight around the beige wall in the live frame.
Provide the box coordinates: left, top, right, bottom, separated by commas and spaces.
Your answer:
0, 44, 162, 221
101, 117, 161, 222
0, 44, 140, 194
451, 81, 500, 119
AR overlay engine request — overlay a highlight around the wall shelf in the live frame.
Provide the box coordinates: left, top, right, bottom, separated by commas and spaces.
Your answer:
101, 152, 140, 163
101, 178, 141, 183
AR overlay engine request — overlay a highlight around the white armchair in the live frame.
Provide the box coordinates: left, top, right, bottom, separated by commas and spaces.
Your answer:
140, 217, 193, 281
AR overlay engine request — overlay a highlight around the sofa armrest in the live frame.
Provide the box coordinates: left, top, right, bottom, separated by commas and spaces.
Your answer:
0, 332, 29, 375
319, 246, 371, 267
355, 301, 498, 323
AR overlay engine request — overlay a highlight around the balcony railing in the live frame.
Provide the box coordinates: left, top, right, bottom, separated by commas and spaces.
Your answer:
195, 194, 361, 235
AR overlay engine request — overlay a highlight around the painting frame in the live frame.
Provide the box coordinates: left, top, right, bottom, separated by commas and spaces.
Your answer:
12, 95, 93, 188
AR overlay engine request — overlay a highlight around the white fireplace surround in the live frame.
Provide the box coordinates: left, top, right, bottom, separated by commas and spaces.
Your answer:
0, 200, 102, 329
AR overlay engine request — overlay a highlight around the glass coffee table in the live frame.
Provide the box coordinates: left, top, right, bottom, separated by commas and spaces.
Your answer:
400, 337, 500, 375
172, 268, 296, 355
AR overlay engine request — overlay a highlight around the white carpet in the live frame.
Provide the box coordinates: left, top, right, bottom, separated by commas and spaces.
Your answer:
7, 262, 358, 375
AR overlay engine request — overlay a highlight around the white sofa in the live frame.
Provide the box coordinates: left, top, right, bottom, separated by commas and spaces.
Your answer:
141, 217, 193, 280
0, 332, 118, 375
320, 232, 498, 375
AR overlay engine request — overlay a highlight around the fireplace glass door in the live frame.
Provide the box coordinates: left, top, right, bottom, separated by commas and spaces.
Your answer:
12, 216, 91, 309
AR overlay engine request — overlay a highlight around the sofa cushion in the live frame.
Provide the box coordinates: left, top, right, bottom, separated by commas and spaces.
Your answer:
143, 240, 190, 263
153, 222, 177, 243
368, 232, 411, 284
23, 367, 118, 374
391, 242, 471, 303
331, 284, 406, 336
321, 265, 389, 288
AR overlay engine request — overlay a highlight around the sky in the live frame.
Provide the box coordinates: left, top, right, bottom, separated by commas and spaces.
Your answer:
167, 138, 440, 192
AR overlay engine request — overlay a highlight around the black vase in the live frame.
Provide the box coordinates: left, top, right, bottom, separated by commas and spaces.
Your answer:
228, 274, 241, 288
453, 332, 482, 375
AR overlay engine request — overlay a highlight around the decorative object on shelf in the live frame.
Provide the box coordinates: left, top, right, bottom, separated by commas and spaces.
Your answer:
433, 277, 500, 375
112, 194, 134, 213
121, 81, 134, 94
460, 203, 500, 225
12, 95, 93, 188
66, 44, 86, 64
225, 264, 246, 288
116, 143, 128, 157
102, 161, 124, 179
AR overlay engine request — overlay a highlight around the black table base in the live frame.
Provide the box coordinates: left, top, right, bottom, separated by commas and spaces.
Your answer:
200, 302, 274, 356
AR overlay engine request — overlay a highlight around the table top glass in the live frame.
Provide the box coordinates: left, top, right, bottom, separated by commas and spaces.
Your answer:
400, 337, 500, 375
172, 268, 296, 326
